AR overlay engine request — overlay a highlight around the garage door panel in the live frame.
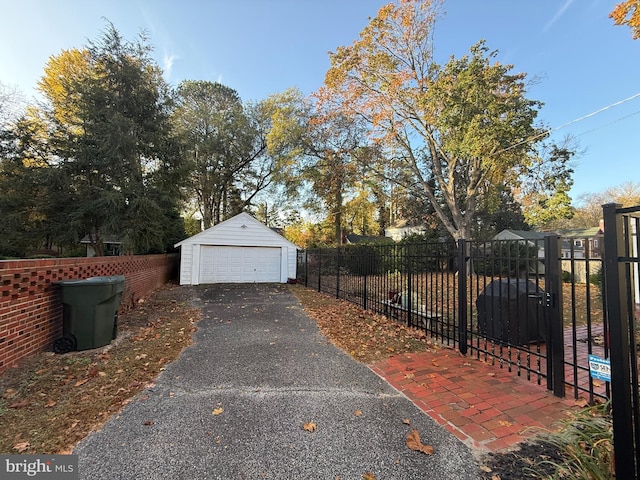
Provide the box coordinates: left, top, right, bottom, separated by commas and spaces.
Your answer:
200, 246, 281, 283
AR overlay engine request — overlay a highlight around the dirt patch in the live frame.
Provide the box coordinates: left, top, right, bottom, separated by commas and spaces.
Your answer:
479, 440, 565, 479
0, 282, 200, 454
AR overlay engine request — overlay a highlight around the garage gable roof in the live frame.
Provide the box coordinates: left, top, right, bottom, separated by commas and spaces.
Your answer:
174, 212, 299, 249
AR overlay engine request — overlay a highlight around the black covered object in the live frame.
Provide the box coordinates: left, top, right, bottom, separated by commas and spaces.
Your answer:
476, 278, 546, 345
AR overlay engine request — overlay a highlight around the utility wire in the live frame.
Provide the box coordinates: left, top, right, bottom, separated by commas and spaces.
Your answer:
576, 109, 640, 139
494, 91, 640, 155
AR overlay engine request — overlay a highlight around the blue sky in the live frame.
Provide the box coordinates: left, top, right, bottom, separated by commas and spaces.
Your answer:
0, 0, 638, 202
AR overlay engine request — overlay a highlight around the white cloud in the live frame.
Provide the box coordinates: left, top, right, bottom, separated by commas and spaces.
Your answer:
163, 52, 177, 78
543, 0, 575, 32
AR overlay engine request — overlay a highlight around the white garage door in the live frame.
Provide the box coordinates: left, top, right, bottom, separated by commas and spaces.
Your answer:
199, 246, 281, 283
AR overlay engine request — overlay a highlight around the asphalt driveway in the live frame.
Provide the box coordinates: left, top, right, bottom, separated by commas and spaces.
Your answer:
74, 284, 478, 479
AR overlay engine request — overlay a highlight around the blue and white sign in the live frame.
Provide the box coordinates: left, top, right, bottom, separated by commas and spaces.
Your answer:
588, 354, 611, 382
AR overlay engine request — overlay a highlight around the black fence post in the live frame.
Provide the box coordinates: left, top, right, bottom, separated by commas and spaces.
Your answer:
458, 240, 468, 355
406, 243, 412, 327
336, 247, 341, 299
363, 272, 368, 311
304, 250, 308, 288
544, 234, 565, 397
317, 249, 322, 293
603, 202, 639, 479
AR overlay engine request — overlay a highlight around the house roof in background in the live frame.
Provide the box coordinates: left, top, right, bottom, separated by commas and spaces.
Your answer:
494, 230, 547, 241
556, 227, 602, 238
345, 234, 387, 244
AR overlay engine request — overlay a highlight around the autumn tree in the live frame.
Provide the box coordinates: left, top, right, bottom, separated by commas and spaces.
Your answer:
254, 201, 282, 228
0, 93, 74, 256
517, 141, 575, 229
173, 81, 296, 228
559, 181, 640, 230
33, 24, 186, 255
611, 0, 640, 39
344, 179, 380, 236
264, 88, 372, 244
473, 185, 529, 240
320, 0, 558, 241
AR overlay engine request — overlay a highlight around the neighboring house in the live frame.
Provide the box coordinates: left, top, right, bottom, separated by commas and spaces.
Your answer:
80, 235, 123, 257
174, 212, 299, 285
493, 230, 546, 274
493, 229, 547, 244
494, 223, 605, 281
556, 226, 604, 259
385, 220, 428, 241
493, 230, 547, 258
494, 225, 605, 259
344, 234, 388, 244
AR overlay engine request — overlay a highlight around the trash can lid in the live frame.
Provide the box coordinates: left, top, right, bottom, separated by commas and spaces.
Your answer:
54, 275, 125, 286
85, 275, 126, 284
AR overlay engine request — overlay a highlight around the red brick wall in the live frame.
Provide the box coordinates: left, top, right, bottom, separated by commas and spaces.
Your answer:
0, 254, 179, 373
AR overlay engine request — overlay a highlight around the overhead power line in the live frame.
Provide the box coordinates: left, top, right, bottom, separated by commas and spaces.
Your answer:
495, 91, 640, 155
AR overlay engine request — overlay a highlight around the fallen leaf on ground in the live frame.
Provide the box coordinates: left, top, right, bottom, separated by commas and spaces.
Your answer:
143, 420, 154, 426
480, 465, 492, 473
354, 410, 362, 417
9, 399, 30, 409
574, 398, 589, 408
303, 422, 317, 432
212, 408, 224, 416
45, 400, 57, 408
362, 473, 376, 480
498, 420, 512, 427
13, 441, 30, 452
406, 429, 434, 455
74, 378, 89, 387
3, 388, 18, 399
402, 418, 411, 425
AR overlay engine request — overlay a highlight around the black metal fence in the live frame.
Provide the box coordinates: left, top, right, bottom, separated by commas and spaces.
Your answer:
297, 206, 640, 478
602, 203, 640, 479
297, 233, 607, 402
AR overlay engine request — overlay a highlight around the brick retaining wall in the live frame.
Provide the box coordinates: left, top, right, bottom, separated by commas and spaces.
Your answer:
0, 254, 179, 373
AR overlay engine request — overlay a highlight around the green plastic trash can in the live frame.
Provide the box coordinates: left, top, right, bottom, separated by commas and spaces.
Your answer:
53, 275, 126, 353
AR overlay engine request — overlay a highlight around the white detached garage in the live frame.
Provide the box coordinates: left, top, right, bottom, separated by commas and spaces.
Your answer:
175, 212, 299, 285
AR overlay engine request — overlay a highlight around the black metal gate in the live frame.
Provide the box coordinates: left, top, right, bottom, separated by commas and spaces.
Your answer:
458, 236, 565, 397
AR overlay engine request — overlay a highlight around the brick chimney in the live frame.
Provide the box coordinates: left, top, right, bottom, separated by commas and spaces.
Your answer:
599, 219, 604, 233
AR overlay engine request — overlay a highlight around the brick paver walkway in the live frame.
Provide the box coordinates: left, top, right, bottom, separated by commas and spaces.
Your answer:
371, 346, 580, 453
